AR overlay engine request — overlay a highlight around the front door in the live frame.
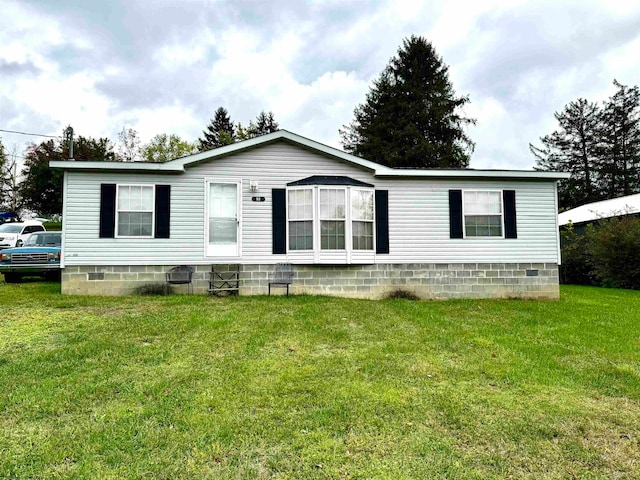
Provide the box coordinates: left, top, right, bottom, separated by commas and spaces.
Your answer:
207, 182, 239, 257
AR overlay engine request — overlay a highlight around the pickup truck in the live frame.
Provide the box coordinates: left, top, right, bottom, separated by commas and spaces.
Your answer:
0, 231, 62, 283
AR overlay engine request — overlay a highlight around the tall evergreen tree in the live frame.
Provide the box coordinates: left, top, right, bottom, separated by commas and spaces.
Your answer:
531, 99, 604, 210
600, 80, 640, 197
199, 107, 235, 151
340, 35, 475, 168
254, 111, 279, 136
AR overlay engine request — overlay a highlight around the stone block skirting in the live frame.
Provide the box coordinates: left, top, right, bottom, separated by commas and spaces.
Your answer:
61, 262, 559, 299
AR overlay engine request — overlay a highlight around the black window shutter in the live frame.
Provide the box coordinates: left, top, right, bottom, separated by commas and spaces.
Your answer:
449, 190, 463, 239
375, 190, 389, 254
272, 189, 286, 254
99, 184, 116, 238
155, 185, 171, 238
503, 190, 517, 239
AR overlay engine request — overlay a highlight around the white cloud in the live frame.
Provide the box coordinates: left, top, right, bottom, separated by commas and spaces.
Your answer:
1, 0, 640, 171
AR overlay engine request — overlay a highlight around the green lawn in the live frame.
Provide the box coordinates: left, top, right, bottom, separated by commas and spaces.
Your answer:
0, 282, 639, 479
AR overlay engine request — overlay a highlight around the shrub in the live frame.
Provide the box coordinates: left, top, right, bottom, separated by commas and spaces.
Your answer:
586, 216, 640, 289
560, 224, 595, 285
386, 289, 420, 300
135, 283, 172, 296
561, 216, 640, 289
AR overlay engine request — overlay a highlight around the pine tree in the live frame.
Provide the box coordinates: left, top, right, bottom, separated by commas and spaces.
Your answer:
530, 99, 604, 210
235, 121, 257, 141
199, 107, 235, 151
600, 80, 640, 197
340, 35, 475, 168
254, 111, 279, 136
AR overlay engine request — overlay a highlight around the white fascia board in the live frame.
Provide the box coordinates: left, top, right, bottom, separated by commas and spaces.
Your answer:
175, 130, 383, 172
48, 130, 383, 173
374, 169, 571, 180
49, 160, 184, 172
49, 129, 570, 181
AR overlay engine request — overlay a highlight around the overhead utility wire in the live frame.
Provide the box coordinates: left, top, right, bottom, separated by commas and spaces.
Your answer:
0, 128, 61, 138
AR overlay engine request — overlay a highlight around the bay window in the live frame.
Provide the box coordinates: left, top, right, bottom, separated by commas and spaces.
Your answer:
286, 184, 375, 254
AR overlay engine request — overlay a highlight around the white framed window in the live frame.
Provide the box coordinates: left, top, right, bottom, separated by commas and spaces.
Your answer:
116, 185, 154, 237
463, 190, 503, 238
288, 188, 313, 250
351, 189, 374, 250
320, 188, 346, 250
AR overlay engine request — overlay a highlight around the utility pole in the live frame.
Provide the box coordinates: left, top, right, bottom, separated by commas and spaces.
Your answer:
64, 125, 74, 160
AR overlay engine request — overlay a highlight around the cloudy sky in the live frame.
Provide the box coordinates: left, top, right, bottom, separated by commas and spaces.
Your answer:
1, 0, 639, 169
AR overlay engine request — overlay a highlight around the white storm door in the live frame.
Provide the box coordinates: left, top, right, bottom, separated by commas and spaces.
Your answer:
207, 182, 240, 256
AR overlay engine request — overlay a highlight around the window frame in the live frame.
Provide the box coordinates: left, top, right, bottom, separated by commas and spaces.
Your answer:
285, 185, 376, 256
115, 184, 155, 239
286, 186, 315, 252
319, 187, 347, 251
351, 188, 375, 251
462, 189, 504, 239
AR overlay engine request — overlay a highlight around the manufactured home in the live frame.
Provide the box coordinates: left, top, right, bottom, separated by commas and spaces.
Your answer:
51, 130, 569, 299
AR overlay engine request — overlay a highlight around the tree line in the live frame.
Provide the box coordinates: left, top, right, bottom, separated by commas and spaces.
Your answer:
7, 34, 636, 220
0, 109, 279, 216
2, 35, 485, 217
531, 80, 640, 210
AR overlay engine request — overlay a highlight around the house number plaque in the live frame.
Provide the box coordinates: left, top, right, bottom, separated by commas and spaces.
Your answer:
251, 196, 266, 202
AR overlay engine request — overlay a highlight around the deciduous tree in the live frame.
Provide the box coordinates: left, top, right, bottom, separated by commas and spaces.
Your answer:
141, 134, 198, 162
0, 141, 22, 212
20, 135, 118, 215
117, 127, 141, 162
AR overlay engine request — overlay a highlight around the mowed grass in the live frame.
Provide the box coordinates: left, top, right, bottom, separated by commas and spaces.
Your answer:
0, 282, 639, 479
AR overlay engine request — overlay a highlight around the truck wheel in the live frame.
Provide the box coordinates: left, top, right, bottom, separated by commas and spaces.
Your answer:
4, 273, 21, 283
45, 271, 61, 281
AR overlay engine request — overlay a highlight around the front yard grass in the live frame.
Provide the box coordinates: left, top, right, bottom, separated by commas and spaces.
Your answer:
0, 282, 639, 478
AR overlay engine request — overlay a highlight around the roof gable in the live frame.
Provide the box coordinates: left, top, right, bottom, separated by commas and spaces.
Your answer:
172, 130, 385, 173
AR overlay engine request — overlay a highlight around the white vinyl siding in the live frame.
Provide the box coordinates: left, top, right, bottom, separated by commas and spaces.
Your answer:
61, 142, 561, 266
